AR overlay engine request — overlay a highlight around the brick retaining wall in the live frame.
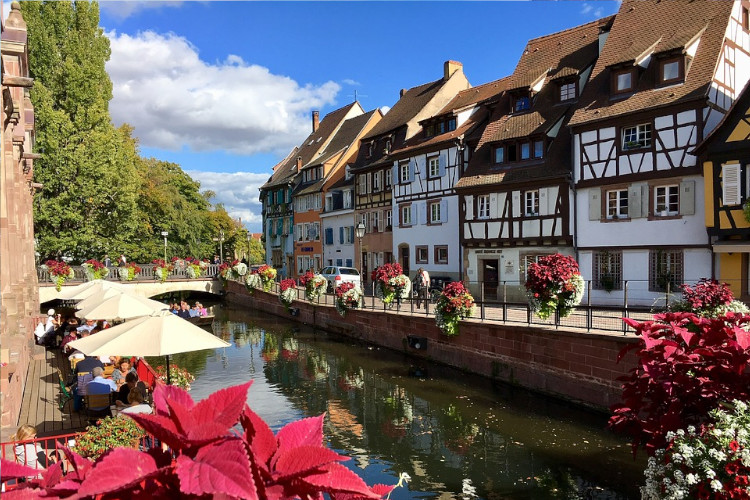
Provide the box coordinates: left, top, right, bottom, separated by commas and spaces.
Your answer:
226, 282, 640, 411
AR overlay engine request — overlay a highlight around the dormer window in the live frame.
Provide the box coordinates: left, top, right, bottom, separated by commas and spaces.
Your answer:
659, 56, 683, 85
559, 81, 576, 101
612, 68, 635, 95
513, 95, 531, 112
383, 139, 391, 154
493, 146, 504, 164
367, 141, 374, 158
424, 117, 457, 138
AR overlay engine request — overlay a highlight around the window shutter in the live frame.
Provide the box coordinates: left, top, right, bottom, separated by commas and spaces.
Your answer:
409, 158, 416, 181
277, 218, 283, 235
379, 210, 385, 232
679, 180, 695, 215
629, 184, 642, 218
419, 202, 427, 225
392, 164, 398, 185
339, 227, 344, 244
438, 151, 448, 177
350, 226, 355, 243
511, 192, 520, 217
539, 189, 548, 216
723, 163, 742, 206
641, 184, 650, 217
489, 193, 499, 218
465, 196, 474, 221
440, 199, 448, 222
417, 156, 426, 180
588, 188, 601, 220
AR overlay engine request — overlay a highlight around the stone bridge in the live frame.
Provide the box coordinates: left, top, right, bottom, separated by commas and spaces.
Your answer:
38, 264, 224, 304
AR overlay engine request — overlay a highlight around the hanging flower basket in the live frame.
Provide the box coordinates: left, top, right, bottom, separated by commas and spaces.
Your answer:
45, 259, 75, 291
232, 261, 248, 277
82, 259, 109, 281
257, 264, 277, 292
152, 259, 173, 283
279, 279, 297, 311
335, 281, 363, 317
372, 263, 411, 305
299, 271, 327, 302
525, 254, 585, 320
434, 282, 475, 336
184, 257, 204, 279
117, 262, 141, 281
154, 364, 195, 391
245, 272, 262, 294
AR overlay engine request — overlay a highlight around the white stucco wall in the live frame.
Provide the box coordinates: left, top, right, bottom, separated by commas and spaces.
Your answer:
320, 210, 356, 268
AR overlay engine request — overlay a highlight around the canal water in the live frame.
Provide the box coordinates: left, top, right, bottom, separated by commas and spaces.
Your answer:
163, 305, 645, 499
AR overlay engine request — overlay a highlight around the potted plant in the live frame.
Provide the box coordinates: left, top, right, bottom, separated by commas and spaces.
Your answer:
245, 271, 262, 294
434, 281, 475, 336
184, 257, 203, 279
299, 271, 327, 302
73, 416, 146, 459
525, 254, 585, 320
334, 281, 363, 317
257, 264, 277, 292
44, 259, 75, 291
117, 262, 142, 281
152, 259, 173, 283
82, 259, 109, 281
278, 278, 297, 311
372, 263, 411, 305
154, 364, 195, 391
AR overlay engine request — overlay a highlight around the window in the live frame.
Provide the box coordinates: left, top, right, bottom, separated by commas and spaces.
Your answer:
400, 162, 410, 183
372, 171, 381, 192
507, 144, 517, 162
593, 251, 622, 291
743, 5, 749, 31
477, 195, 490, 219
514, 95, 530, 112
494, 146, 504, 164
400, 205, 412, 226
560, 82, 576, 101
654, 185, 679, 216
607, 189, 628, 219
533, 140, 544, 159
525, 190, 539, 216
520, 254, 549, 282
613, 68, 635, 94
659, 58, 683, 85
367, 141, 374, 158
385, 168, 392, 188
435, 245, 448, 265
358, 174, 368, 195
428, 157, 440, 178
416, 246, 428, 264
520, 142, 530, 160
343, 190, 352, 209
722, 162, 742, 206
429, 202, 441, 223
649, 250, 683, 292
622, 123, 652, 150
384, 139, 391, 155
385, 209, 392, 230
371, 211, 380, 232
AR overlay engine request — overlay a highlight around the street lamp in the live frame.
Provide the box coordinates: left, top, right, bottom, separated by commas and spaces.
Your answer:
246, 232, 251, 261
160, 231, 168, 262
212, 230, 225, 263
355, 222, 365, 291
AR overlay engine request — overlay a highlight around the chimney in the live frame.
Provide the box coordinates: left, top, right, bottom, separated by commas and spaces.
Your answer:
400, 88, 407, 98
444, 60, 463, 80
296, 156, 302, 170
312, 110, 320, 132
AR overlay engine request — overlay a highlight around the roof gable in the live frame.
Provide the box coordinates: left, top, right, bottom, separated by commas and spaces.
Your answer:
694, 79, 750, 155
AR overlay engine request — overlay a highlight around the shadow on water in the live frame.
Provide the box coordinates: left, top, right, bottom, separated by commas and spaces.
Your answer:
169, 305, 645, 499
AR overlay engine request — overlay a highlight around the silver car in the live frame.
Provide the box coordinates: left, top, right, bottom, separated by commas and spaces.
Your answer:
319, 266, 361, 293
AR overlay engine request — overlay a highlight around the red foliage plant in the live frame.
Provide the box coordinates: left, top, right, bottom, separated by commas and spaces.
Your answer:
524, 254, 580, 298
298, 270, 314, 287
0, 382, 395, 499
371, 263, 403, 284
45, 259, 72, 277
83, 259, 106, 271
680, 278, 734, 311
609, 312, 750, 456
335, 281, 356, 298
279, 278, 297, 292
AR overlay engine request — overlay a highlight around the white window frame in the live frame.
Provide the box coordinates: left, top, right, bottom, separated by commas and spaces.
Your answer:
622, 123, 652, 150
385, 168, 392, 187
401, 205, 412, 226
428, 156, 440, 178
429, 201, 441, 223
606, 189, 629, 219
400, 162, 410, 183
372, 171, 381, 192
560, 82, 576, 101
385, 209, 392, 229
655, 185, 679, 216
371, 211, 380, 232
477, 195, 490, 219
524, 190, 539, 216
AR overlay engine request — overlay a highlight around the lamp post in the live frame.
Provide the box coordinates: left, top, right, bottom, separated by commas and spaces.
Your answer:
160, 231, 168, 262
213, 230, 225, 263
246, 232, 251, 261
355, 222, 365, 291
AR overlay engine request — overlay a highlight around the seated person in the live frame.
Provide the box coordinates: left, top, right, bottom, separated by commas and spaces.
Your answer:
197, 302, 208, 317
11, 425, 60, 471
76, 318, 97, 334
111, 359, 136, 387
119, 390, 152, 415
116, 371, 139, 407
60, 330, 78, 353
177, 301, 191, 319
189, 304, 199, 318
87, 366, 117, 393
73, 351, 103, 376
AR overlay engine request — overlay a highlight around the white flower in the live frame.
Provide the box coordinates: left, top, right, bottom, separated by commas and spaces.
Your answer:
686, 473, 698, 485
710, 479, 723, 491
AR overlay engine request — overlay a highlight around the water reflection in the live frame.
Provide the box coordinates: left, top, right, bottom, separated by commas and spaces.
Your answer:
170, 306, 645, 499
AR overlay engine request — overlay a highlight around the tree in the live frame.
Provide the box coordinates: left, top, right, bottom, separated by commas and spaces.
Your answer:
22, 1, 142, 262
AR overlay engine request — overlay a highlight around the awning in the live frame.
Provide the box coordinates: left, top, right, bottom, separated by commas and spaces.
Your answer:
712, 242, 750, 253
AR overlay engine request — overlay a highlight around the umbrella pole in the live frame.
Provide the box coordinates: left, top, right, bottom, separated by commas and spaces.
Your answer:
166, 355, 171, 385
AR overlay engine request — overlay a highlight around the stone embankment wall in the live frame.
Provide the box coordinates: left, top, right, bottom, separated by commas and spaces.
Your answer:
226, 282, 640, 411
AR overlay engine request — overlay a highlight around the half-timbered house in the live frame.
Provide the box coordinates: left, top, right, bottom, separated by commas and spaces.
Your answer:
569, 0, 750, 305
455, 17, 609, 300
693, 80, 750, 300
260, 104, 363, 278
350, 61, 470, 285
390, 78, 507, 281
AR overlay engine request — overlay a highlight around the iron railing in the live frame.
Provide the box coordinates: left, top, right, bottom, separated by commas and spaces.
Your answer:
37, 264, 222, 285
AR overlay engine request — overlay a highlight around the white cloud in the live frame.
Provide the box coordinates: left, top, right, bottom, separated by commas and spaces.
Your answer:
580, 2, 604, 17
187, 170, 269, 229
342, 78, 360, 86
106, 31, 341, 156
99, 1, 184, 21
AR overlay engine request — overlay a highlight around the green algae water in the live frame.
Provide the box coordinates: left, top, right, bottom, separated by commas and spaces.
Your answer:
166, 306, 645, 499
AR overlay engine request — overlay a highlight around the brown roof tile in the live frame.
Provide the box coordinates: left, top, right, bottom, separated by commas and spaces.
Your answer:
569, 0, 733, 127
304, 109, 381, 168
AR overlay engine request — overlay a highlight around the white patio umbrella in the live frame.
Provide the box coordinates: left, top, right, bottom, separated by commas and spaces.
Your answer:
66, 310, 230, 384
75, 287, 128, 311
76, 292, 169, 322
57, 279, 126, 301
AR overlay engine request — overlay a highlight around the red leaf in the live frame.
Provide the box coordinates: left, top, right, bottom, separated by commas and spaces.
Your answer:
37, 461, 64, 488
276, 413, 324, 457
298, 462, 380, 498
153, 383, 195, 416
0, 489, 42, 499
127, 413, 186, 451
175, 439, 257, 499
735, 327, 750, 350
191, 381, 253, 430
0, 458, 42, 480
241, 404, 277, 468
78, 448, 158, 496
274, 446, 348, 480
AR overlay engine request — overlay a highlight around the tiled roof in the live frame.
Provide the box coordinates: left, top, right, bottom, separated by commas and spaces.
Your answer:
363, 79, 447, 140
395, 108, 489, 158
304, 110, 381, 168
506, 16, 614, 90
327, 173, 354, 191
569, 0, 733, 126
434, 77, 509, 115
261, 102, 361, 190
455, 162, 568, 189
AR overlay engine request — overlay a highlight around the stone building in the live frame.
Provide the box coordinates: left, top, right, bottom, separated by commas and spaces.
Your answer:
1, 2, 41, 430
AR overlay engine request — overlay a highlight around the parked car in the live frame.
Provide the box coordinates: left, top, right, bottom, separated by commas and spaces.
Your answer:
319, 266, 361, 293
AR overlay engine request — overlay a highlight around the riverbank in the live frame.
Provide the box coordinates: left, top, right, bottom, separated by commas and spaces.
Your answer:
225, 282, 640, 412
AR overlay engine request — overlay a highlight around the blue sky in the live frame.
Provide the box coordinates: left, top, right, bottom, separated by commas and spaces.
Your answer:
10, 1, 622, 231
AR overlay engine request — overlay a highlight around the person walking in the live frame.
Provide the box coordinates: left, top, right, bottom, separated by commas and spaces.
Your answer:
414, 268, 430, 309
118, 254, 127, 266
103, 254, 111, 267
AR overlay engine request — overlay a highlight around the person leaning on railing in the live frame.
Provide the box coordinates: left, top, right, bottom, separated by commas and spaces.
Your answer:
10, 425, 61, 471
